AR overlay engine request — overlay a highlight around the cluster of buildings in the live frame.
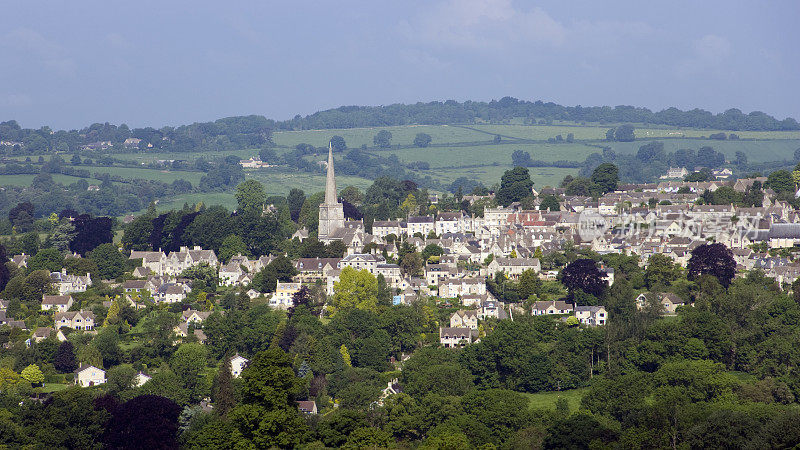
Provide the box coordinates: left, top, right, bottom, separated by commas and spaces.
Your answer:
239, 157, 274, 169
9, 145, 800, 394
660, 167, 733, 180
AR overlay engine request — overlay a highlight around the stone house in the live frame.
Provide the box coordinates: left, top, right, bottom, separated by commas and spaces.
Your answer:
75, 364, 105, 387
55, 310, 95, 330
41, 295, 74, 313
450, 310, 479, 329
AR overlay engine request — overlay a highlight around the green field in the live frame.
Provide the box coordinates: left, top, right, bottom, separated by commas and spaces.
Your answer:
112, 148, 284, 164
80, 165, 206, 185
273, 125, 491, 148
385, 143, 594, 168
137, 170, 375, 214
0, 173, 105, 186
136, 192, 237, 213
5, 121, 800, 214
470, 124, 610, 141
522, 388, 588, 412
424, 165, 577, 189
470, 124, 800, 141
0, 166, 206, 186
37, 383, 70, 393
247, 169, 374, 196
604, 138, 800, 162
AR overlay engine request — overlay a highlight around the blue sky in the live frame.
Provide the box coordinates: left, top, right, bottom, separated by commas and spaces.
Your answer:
1, 0, 798, 129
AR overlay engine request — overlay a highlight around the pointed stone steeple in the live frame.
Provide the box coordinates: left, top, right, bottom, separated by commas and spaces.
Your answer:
318, 140, 344, 242
325, 141, 337, 205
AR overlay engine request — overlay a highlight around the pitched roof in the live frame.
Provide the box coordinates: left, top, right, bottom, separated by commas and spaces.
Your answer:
75, 364, 104, 375
42, 295, 72, 305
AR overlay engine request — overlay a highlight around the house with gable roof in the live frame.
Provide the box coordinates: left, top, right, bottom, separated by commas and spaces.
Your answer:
75, 364, 106, 387
41, 295, 74, 313
450, 310, 479, 329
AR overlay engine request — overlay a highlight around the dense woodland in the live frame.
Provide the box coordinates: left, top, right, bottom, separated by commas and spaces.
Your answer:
288, 99, 800, 131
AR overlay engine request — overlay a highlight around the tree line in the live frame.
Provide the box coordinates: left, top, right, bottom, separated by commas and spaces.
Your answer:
2, 97, 796, 156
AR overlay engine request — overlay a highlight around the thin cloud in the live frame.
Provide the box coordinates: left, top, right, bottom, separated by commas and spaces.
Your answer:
2, 93, 32, 107
2, 28, 76, 76
105, 33, 133, 50
694, 34, 731, 63
399, 0, 566, 50
676, 34, 733, 77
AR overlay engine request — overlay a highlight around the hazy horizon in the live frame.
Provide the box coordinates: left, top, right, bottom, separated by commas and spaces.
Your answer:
2, 0, 798, 129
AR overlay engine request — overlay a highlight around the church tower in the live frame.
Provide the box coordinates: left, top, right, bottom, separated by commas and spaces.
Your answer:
318, 141, 344, 242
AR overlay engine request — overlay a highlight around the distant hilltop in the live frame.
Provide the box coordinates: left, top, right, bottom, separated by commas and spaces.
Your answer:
3, 98, 798, 144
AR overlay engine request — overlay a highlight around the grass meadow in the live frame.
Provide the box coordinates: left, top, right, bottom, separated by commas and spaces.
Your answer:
272, 125, 491, 148
522, 388, 588, 412
384, 143, 595, 168
4, 122, 799, 216
604, 138, 800, 162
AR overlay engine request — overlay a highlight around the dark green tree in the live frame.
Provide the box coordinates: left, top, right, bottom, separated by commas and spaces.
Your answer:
53, 340, 78, 373
287, 188, 306, 222
0, 243, 10, 292
26, 248, 64, 273
252, 255, 298, 293
89, 243, 126, 279
235, 179, 266, 214
414, 133, 432, 147
766, 169, 794, 193
590, 163, 619, 194
103, 395, 182, 449
373, 130, 392, 148
496, 167, 534, 207
230, 347, 310, 448
539, 194, 560, 211
330, 135, 347, 152
614, 124, 635, 141
560, 258, 607, 300
687, 243, 736, 287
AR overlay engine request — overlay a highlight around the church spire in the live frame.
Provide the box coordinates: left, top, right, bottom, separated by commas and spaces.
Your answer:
324, 141, 337, 205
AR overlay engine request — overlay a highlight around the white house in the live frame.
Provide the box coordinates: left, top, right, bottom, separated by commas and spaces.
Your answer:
532, 300, 573, 316
338, 253, 383, 272
372, 221, 405, 239
271, 282, 301, 309
439, 327, 479, 348
486, 257, 541, 278
50, 270, 92, 295
181, 309, 212, 325
297, 400, 318, 415
74, 365, 106, 387
219, 262, 246, 286
41, 295, 74, 312
635, 292, 687, 315
406, 216, 435, 236
450, 310, 479, 329
437, 277, 486, 298
574, 305, 607, 326
55, 310, 95, 330
134, 372, 152, 387
435, 212, 466, 235
230, 354, 249, 378
660, 167, 688, 180
155, 283, 187, 304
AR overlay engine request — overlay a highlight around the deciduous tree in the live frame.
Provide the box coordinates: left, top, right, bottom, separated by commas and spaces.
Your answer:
89, 243, 126, 279
560, 258, 608, 299
687, 243, 736, 287
497, 167, 534, 207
